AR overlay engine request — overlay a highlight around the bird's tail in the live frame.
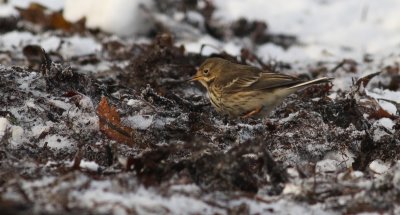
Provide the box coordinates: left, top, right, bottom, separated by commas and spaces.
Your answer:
288, 77, 333, 90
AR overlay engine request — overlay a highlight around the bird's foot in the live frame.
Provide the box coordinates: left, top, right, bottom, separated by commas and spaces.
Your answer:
241, 106, 263, 119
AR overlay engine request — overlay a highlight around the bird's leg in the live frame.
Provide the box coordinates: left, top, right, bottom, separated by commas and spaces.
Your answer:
241, 106, 263, 119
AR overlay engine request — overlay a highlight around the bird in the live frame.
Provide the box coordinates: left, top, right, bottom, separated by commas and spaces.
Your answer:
191, 57, 333, 118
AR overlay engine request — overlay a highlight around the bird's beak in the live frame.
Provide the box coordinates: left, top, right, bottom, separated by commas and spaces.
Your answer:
189, 74, 203, 82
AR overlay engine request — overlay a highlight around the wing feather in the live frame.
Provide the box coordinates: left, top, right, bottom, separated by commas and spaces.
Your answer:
214, 63, 303, 93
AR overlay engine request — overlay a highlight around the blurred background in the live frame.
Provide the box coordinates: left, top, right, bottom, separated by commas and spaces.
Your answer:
2, 0, 400, 60
1, 0, 400, 91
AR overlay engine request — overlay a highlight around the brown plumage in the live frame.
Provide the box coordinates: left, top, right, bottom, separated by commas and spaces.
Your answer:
192, 57, 333, 118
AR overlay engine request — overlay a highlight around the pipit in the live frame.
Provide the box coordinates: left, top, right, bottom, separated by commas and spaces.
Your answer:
191, 57, 332, 118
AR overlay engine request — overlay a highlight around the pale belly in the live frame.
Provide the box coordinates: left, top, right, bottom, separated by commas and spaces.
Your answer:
208, 90, 289, 117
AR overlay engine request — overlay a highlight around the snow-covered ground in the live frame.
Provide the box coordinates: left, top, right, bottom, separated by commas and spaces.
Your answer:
0, 0, 399, 215
214, 0, 400, 61
1, 0, 398, 107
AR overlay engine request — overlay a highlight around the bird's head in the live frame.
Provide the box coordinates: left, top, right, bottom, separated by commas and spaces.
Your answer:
191, 58, 227, 88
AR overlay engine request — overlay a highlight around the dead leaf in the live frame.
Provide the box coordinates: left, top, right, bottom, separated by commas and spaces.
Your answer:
97, 97, 135, 145
15, 2, 85, 32
368, 107, 394, 120
356, 71, 381, 88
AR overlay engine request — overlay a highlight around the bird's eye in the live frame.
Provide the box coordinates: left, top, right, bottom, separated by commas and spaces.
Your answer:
203, 69, 209, 75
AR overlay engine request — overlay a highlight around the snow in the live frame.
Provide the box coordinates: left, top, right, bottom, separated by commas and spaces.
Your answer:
286, 167, 300, 178
25, 98, 43, 111
324, 149, 355, 168
0, 31, 101, 59
63, 0, 154, 36
372, 117, 394, 141
48, 99, 72, 111
0, 31, 36, 50
180, 35, 225, 55
78, 95, 95, 110
10, 125, 24, 146
393, 162, 400, 190
31, 122, 52, 138
126, 99, 144, 107
242, 198, 332, 215
282, 183, 302, 195
79, 160, 100, 171
213, 0, 400, 61
126, 115, 154, 130
2, 0, 400, 64
366, 88, 400, 115
70, 181, 219, 215
316, 159, 341, 173
279, 112, 299, 124
60, 35, 101, 58
39, 134, 75, 149
0, 0, 400, 214
0, 3, 17, 16
376, 118, 395, 131
369, 160, 390, 174
337, 170, 365, 181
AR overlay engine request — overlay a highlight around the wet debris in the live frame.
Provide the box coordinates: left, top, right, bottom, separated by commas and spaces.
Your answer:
0, 2, 399, 215
0, 16, 18, 33
125, 33, 203, 92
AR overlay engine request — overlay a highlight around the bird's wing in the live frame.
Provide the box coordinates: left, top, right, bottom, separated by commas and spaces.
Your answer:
245, 73, 304, 91
214, 65, 262, 93
216, 65, 303, 93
